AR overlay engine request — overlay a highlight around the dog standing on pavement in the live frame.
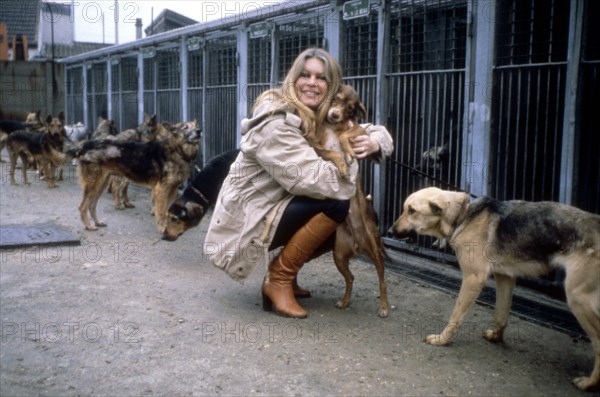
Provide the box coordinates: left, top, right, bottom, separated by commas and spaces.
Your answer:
6, 113, 67, 188
0, 111, 45, 160
162, 147, 390, 318
76, 121, 201, 232
388, 187, 600, 391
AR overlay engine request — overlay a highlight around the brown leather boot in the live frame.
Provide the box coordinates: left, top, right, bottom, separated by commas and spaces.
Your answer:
262, 213, 339, 318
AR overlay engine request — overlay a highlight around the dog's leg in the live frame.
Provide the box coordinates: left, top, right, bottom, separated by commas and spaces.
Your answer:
44, 162, 58, 188
79, 165, 109, 230
0, 135, 6, 161
8, 150, 18, 185
314, 147, 350, 179
79, 186, 97, 230
19, 153, 30, 185
564, 256, 600, 391
483, 272, 516, 343
121, 180, 134, 208
338, 134, 357, 165
155, 183, 180, 233
111, 176, 124, 209
365, 235, 389, 318
153, 183, 170, 231
332, 234, 355, 311
425, 264, 489, 345
88, 175, 110, 228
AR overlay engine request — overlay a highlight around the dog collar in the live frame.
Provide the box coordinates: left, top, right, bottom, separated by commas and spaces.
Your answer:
185, 185, 210, 208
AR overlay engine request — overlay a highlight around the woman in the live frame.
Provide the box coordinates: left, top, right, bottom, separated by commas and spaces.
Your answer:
204, 48, 393, 318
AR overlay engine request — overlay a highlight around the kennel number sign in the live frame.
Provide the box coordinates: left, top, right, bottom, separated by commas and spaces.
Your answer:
343, 0, 370, 20
250, 22, 269, 39
141, 46, 156, 59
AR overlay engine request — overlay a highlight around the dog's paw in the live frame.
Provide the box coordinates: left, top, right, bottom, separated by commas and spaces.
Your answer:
432, 238, 447, 250
377, 306, 389, 318
573, 375, 599, 391
335, 299, 350, 309
424, 334, 450, 346
124, 203, 135, 209
95, 221, 107, 228
483, 328, 504, 343
345, 152, 355, 166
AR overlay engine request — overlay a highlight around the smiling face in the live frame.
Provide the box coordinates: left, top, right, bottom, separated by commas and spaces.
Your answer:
294, 57, 329, 110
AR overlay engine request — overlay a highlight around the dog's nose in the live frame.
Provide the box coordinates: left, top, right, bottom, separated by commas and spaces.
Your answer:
161, 233, 177, 241
386, 226, 395, 236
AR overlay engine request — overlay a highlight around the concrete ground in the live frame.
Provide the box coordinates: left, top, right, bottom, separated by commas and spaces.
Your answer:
0, 163, 596, 396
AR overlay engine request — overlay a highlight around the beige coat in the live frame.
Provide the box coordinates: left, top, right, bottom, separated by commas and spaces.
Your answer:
204, 101, 394, 282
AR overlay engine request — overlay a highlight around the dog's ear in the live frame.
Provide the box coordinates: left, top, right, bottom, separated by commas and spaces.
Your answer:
429, 200, 444, 215
58, 112, 65, 124
185, 202, 206, 225
438, 191, 470, 237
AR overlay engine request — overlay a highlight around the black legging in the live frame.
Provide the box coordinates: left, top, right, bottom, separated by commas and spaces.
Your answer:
269, 196, 349, 250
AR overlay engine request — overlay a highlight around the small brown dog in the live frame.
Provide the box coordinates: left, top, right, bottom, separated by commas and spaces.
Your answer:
313, 84, 368, 179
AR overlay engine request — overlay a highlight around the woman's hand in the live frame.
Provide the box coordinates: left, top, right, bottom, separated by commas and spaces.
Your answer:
351, 134, 380, 160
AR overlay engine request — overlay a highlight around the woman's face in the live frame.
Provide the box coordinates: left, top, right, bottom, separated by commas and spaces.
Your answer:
294, 57, 328, 110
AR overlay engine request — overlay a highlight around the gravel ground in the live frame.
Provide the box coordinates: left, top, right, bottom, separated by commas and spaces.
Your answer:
0, 162, 595, 396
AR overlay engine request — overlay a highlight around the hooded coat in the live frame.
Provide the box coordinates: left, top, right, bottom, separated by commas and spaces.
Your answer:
204, 100, 394, 282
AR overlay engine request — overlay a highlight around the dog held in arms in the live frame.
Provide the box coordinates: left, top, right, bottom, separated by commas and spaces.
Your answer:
311, 84, 368, 179
388, 187, 600, 391
76, 120, 201, 232
162, 86, 390, 318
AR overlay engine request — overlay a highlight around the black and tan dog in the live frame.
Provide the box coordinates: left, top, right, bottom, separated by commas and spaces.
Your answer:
6, 113, 67, 188
105, 115, 180, 210
388, 187, 600, 391
76, 121, 200, 232
162, 149, 390, 318
0, 111, 45, 160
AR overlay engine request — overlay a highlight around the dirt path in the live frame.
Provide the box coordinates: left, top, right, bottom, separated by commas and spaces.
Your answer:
0, 163, 594, 396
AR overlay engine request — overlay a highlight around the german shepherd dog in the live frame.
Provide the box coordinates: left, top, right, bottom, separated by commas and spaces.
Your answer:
77, 121, 200, 232
388, 187, 600, 391
106, 115, 177, 210
163, 148, 390, 318
0, 111, 45, 160
6, 113, 67, 188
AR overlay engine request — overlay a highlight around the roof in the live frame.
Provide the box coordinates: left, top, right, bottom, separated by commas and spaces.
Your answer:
144, 9, 198, 36
0, 0, 40, 45
60, 0, 324, 64
36, 42, 112, 60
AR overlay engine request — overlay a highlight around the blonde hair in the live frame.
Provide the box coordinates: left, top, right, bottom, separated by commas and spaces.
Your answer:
254, 48, 342, 136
